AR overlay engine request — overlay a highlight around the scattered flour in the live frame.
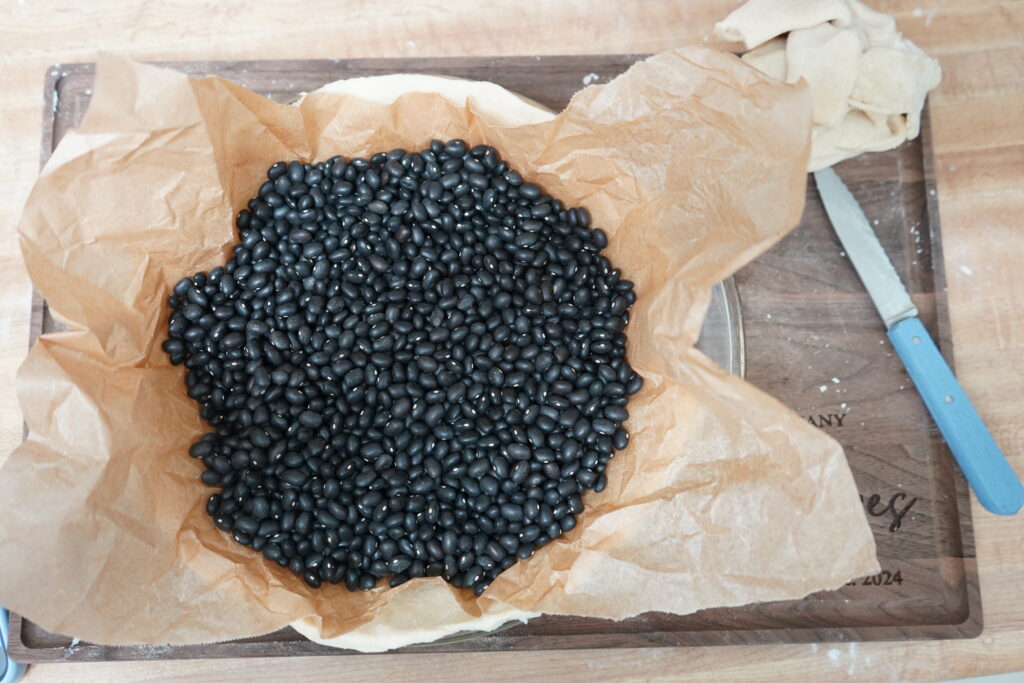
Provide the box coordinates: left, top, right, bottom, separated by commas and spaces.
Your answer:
823, 642, 867, 676
61, 637, 81, 661
582, 72, 600, 85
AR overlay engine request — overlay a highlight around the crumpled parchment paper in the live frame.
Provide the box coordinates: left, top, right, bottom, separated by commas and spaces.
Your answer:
0, 48, 877, 645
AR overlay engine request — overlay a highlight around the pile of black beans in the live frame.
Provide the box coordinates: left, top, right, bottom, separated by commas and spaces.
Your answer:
162, 139, 641, 595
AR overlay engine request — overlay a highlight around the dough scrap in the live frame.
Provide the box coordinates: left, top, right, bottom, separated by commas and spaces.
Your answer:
288, 72, 552, 652
811, 109, 904, 170
852, 45, 941, 138
292, 582, 538, 653
716, 0, 941, 170
715, 0, 852, 50
741, 38, 787, 82
786, 23, 864, 127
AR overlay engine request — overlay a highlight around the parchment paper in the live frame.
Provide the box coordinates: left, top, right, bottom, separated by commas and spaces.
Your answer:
0, 48, 878, 645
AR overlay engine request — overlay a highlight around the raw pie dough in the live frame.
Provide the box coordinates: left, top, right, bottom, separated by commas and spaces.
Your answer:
716, 0, 942, 170
290, 73, 554, 652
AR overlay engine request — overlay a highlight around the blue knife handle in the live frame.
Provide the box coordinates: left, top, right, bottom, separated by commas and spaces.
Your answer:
889, 317, 1024, 515
2, 607, 27, 683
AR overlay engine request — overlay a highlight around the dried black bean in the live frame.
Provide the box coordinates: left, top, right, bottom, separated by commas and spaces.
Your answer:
165, 141, 638, 594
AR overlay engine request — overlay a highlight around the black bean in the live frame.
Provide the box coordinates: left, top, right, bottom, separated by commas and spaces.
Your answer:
316, 509, 340, 528
164, 143, 638, 594
507, 443, 530, 461
424, 404, 445, 427
162, 339, 184, 355
303, 569, 322, 588
384, 159, 404, 178
389, 556, 412, 573
500, 503, 523, 522
518, 182, 541, 199
468, 459, 490, 478
235, 516, 259, 535
486, 540, 506, 561
280, 469, 307, 487
604, 405, 628, 422
268, 330, 289, 350
445, 139, 467, 156
298, 410, 322, 428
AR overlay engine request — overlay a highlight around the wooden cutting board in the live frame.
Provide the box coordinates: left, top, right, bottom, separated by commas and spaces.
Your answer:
8, 55, 979, 662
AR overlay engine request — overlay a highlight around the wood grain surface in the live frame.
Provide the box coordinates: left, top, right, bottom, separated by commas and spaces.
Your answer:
1, 0, 1022, 680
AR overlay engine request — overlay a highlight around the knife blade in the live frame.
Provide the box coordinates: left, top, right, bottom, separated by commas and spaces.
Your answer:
814, 168, 1024, 515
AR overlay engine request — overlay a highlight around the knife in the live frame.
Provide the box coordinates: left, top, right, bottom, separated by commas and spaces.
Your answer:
814, 168, 1024, 515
